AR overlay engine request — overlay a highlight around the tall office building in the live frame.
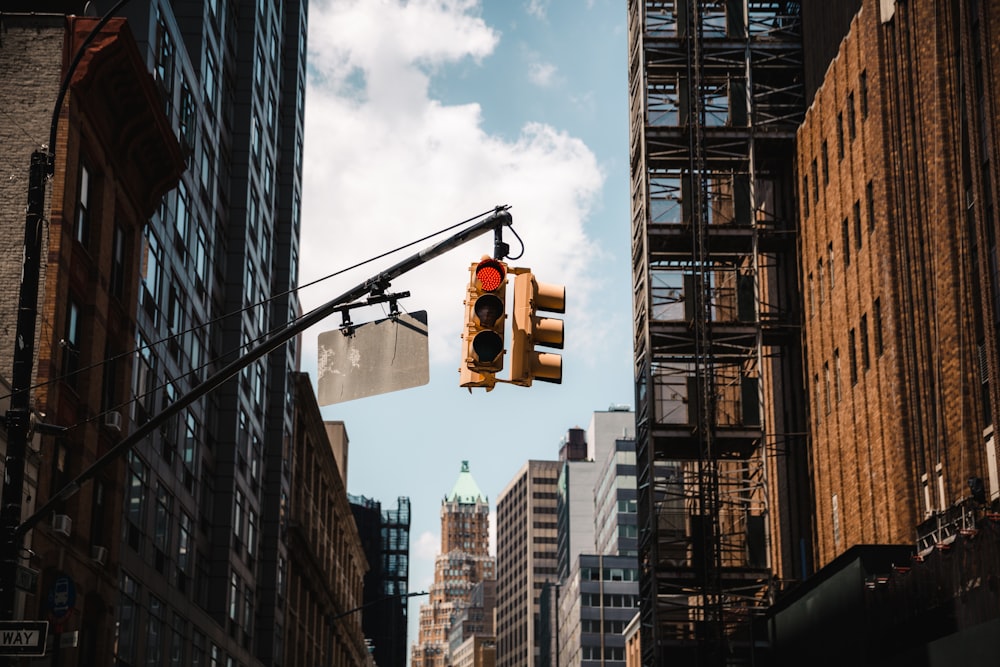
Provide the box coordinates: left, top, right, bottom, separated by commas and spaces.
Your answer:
350, 494, 412, 667
549, 410, 638, 667
496, 459, 561, 667
115, 1, 307, 664
798, 0, 1000, 562
412, 462, 495, 667
626, 1, 810, 664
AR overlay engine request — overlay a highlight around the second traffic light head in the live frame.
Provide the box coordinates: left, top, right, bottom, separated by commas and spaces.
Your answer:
510, 271, 565, 386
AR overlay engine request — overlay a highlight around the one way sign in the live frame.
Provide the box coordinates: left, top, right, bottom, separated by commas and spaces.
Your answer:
0, 621, 48, 656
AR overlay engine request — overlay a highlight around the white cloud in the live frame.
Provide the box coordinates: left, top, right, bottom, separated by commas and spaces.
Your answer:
414, 529, 439, 560
525, 0, 549, 20
300, 0, 605, 369
528, 60, 558, 87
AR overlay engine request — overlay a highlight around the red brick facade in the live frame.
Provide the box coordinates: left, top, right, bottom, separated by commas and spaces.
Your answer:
798, 0, 1000, 567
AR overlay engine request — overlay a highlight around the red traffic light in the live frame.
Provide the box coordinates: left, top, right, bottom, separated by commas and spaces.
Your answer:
475, 259, 506, 292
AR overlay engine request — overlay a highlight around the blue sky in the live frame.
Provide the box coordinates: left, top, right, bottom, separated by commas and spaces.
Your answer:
299, 0, 632, 646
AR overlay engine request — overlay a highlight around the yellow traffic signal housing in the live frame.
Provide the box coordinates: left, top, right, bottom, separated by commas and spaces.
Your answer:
460, 257, 508, 389
510, 271, 565, 386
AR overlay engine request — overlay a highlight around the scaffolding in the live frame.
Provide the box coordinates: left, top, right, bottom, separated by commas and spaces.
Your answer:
628, 1, 805, 664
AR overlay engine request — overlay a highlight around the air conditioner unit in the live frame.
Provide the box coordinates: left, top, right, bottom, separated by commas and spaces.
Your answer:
52, 514, 72, 537
91, 545, 108, 566
104, 411, 123, 433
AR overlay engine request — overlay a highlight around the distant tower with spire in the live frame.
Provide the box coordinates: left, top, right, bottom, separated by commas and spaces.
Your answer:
411, 461, 495, 667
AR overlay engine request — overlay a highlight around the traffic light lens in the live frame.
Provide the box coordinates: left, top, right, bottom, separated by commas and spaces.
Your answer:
474, 294, 503, 328
473, 330, 503, 363
475, 260, 505, 292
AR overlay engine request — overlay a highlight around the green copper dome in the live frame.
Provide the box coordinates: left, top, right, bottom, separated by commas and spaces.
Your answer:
447, 460, 486, 503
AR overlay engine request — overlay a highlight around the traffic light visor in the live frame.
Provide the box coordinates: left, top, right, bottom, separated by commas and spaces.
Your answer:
475, 259, 506, 292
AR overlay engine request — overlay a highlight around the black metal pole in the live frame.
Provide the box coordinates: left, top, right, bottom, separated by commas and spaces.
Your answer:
14, 207, 513, 540
0, 150, 51, 621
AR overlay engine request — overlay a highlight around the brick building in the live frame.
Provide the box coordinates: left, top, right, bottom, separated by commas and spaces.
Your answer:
412, 461, 495, 667
797, 0, 1000, 566
286, 373, 370, 667
0, 14, 183, 664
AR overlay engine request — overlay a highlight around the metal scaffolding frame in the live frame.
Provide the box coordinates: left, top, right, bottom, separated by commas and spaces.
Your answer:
628, 1, 805, 664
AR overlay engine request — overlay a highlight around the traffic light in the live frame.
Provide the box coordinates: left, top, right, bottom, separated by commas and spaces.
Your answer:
460, 257, 508, 389
510, 271, 565, 385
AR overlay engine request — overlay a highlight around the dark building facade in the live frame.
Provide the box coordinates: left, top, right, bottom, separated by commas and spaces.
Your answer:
350, 494, 412, 667
114, 1, 307, 664
0, 13, 184, 665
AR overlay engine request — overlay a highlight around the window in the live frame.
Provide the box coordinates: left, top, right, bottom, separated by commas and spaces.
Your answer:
234, 489, 244, 542
849, 328, 858, 385
267, 91, 276, 131
853, 200, 862, 250
229, 572, 240, 622
848, 92, 856, 140
203, 47, 218, 109
814, 374, 821, 424
811, 159, 819, 203
133, 334, 157, 425
823, 362, 831, 414
62, 299, 81, 386
175, 181, 189, 245
842, 218, 850, 266
818, 259, 824, 303
247, 509, 257, 557
194, 224, 209, 292
251, 114, 261, 159
110, 222, 127, 300
154, 483, 173, 554
822, 140, 829, 184
179, 81, 196, 151
125, 452, 148, 552
200, 138, 215, 194
178, 511, 192, 574
264, 155, 274, 198
802, 174, 810, 218
147, 596, 163, 665
75, 161, 92, 246
834, 349, 842, 402
866, 180, 875, 230
170, 613, 186, 667
874, 298, 884, 356
117, 574, 140, 663
828, 243, 835, 293
860, 313, 870, 370
808, 272, 815, 317
155, 13, 175, 97
860, 70, 868, 118
141, 229, 163, 322
837, 112, 845, 159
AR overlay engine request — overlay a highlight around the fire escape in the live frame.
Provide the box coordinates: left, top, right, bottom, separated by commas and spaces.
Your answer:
628, 2, 806, 665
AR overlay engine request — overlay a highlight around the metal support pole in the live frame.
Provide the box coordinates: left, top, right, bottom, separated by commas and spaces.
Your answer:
0, 150, 51, 621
